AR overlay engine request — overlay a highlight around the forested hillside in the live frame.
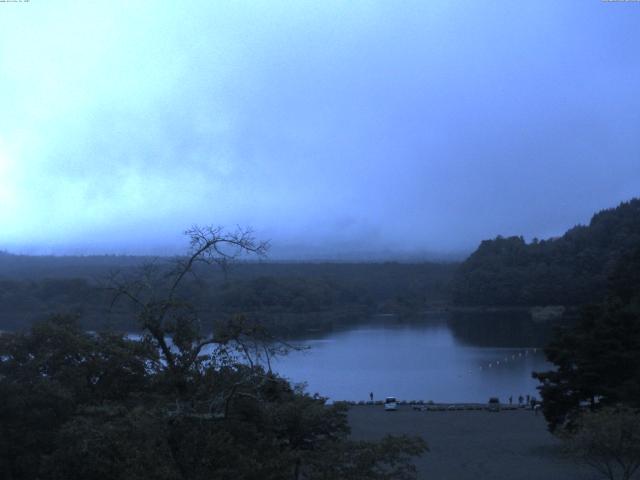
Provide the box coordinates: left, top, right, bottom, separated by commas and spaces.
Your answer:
452, 198, 640, 306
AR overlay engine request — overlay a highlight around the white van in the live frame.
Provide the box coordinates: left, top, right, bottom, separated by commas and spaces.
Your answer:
384, 397, 398, 411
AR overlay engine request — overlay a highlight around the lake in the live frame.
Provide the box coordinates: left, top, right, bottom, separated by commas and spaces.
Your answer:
271, 313, 556, 403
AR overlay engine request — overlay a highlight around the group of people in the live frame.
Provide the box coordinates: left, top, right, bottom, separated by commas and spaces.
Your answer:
508, 394, 540, 413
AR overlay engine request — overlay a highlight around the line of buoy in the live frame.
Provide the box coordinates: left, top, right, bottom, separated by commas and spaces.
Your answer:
474, 348, 541, 374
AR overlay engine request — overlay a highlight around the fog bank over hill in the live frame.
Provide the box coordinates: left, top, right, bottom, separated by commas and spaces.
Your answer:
2, 243, 467, 263
1, 2, 639, 256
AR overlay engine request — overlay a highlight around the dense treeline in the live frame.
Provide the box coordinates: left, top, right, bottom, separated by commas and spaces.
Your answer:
0, 256, 456, 334
452, 198, 640, 306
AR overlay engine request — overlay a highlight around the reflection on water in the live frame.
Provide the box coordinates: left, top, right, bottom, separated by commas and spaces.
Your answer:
272, 314, 560, 403
448, 310, 564, 348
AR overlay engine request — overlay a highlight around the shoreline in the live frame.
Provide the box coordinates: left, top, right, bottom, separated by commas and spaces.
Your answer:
339, 400, 534, 410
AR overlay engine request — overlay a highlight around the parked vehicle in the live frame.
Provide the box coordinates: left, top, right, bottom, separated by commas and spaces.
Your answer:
384, 397, 398, 411
488, 397, 501, 412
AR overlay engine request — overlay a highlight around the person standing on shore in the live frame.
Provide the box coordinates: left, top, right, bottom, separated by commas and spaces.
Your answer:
509, 396, 513, 404
369, 392, 373, 402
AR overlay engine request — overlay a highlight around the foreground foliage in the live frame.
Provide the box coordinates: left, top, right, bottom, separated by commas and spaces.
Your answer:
560, 406, 640, 480
532, 242, 640, 433
0, 227, 427, 479
533, 304, 640, 432
0, 316, 427, 479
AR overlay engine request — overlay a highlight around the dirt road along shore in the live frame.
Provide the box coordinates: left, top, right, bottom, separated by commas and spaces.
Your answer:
348, 406, 595, 480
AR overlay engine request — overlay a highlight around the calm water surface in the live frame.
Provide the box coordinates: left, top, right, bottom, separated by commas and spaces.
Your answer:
272, 316, 553, 403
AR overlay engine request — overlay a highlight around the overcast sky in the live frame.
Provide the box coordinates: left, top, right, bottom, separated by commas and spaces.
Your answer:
0, 1, 638, 258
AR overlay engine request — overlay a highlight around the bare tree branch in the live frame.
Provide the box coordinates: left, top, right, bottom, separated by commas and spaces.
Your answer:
106, 225, 271, 380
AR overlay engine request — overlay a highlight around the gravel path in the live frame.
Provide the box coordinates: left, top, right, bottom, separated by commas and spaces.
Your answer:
348, 406, 597, 480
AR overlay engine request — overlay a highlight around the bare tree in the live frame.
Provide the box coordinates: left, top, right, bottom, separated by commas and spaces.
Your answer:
561, 405, 640, 480
107, 225, 269, 375
107, 225, 312, 418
